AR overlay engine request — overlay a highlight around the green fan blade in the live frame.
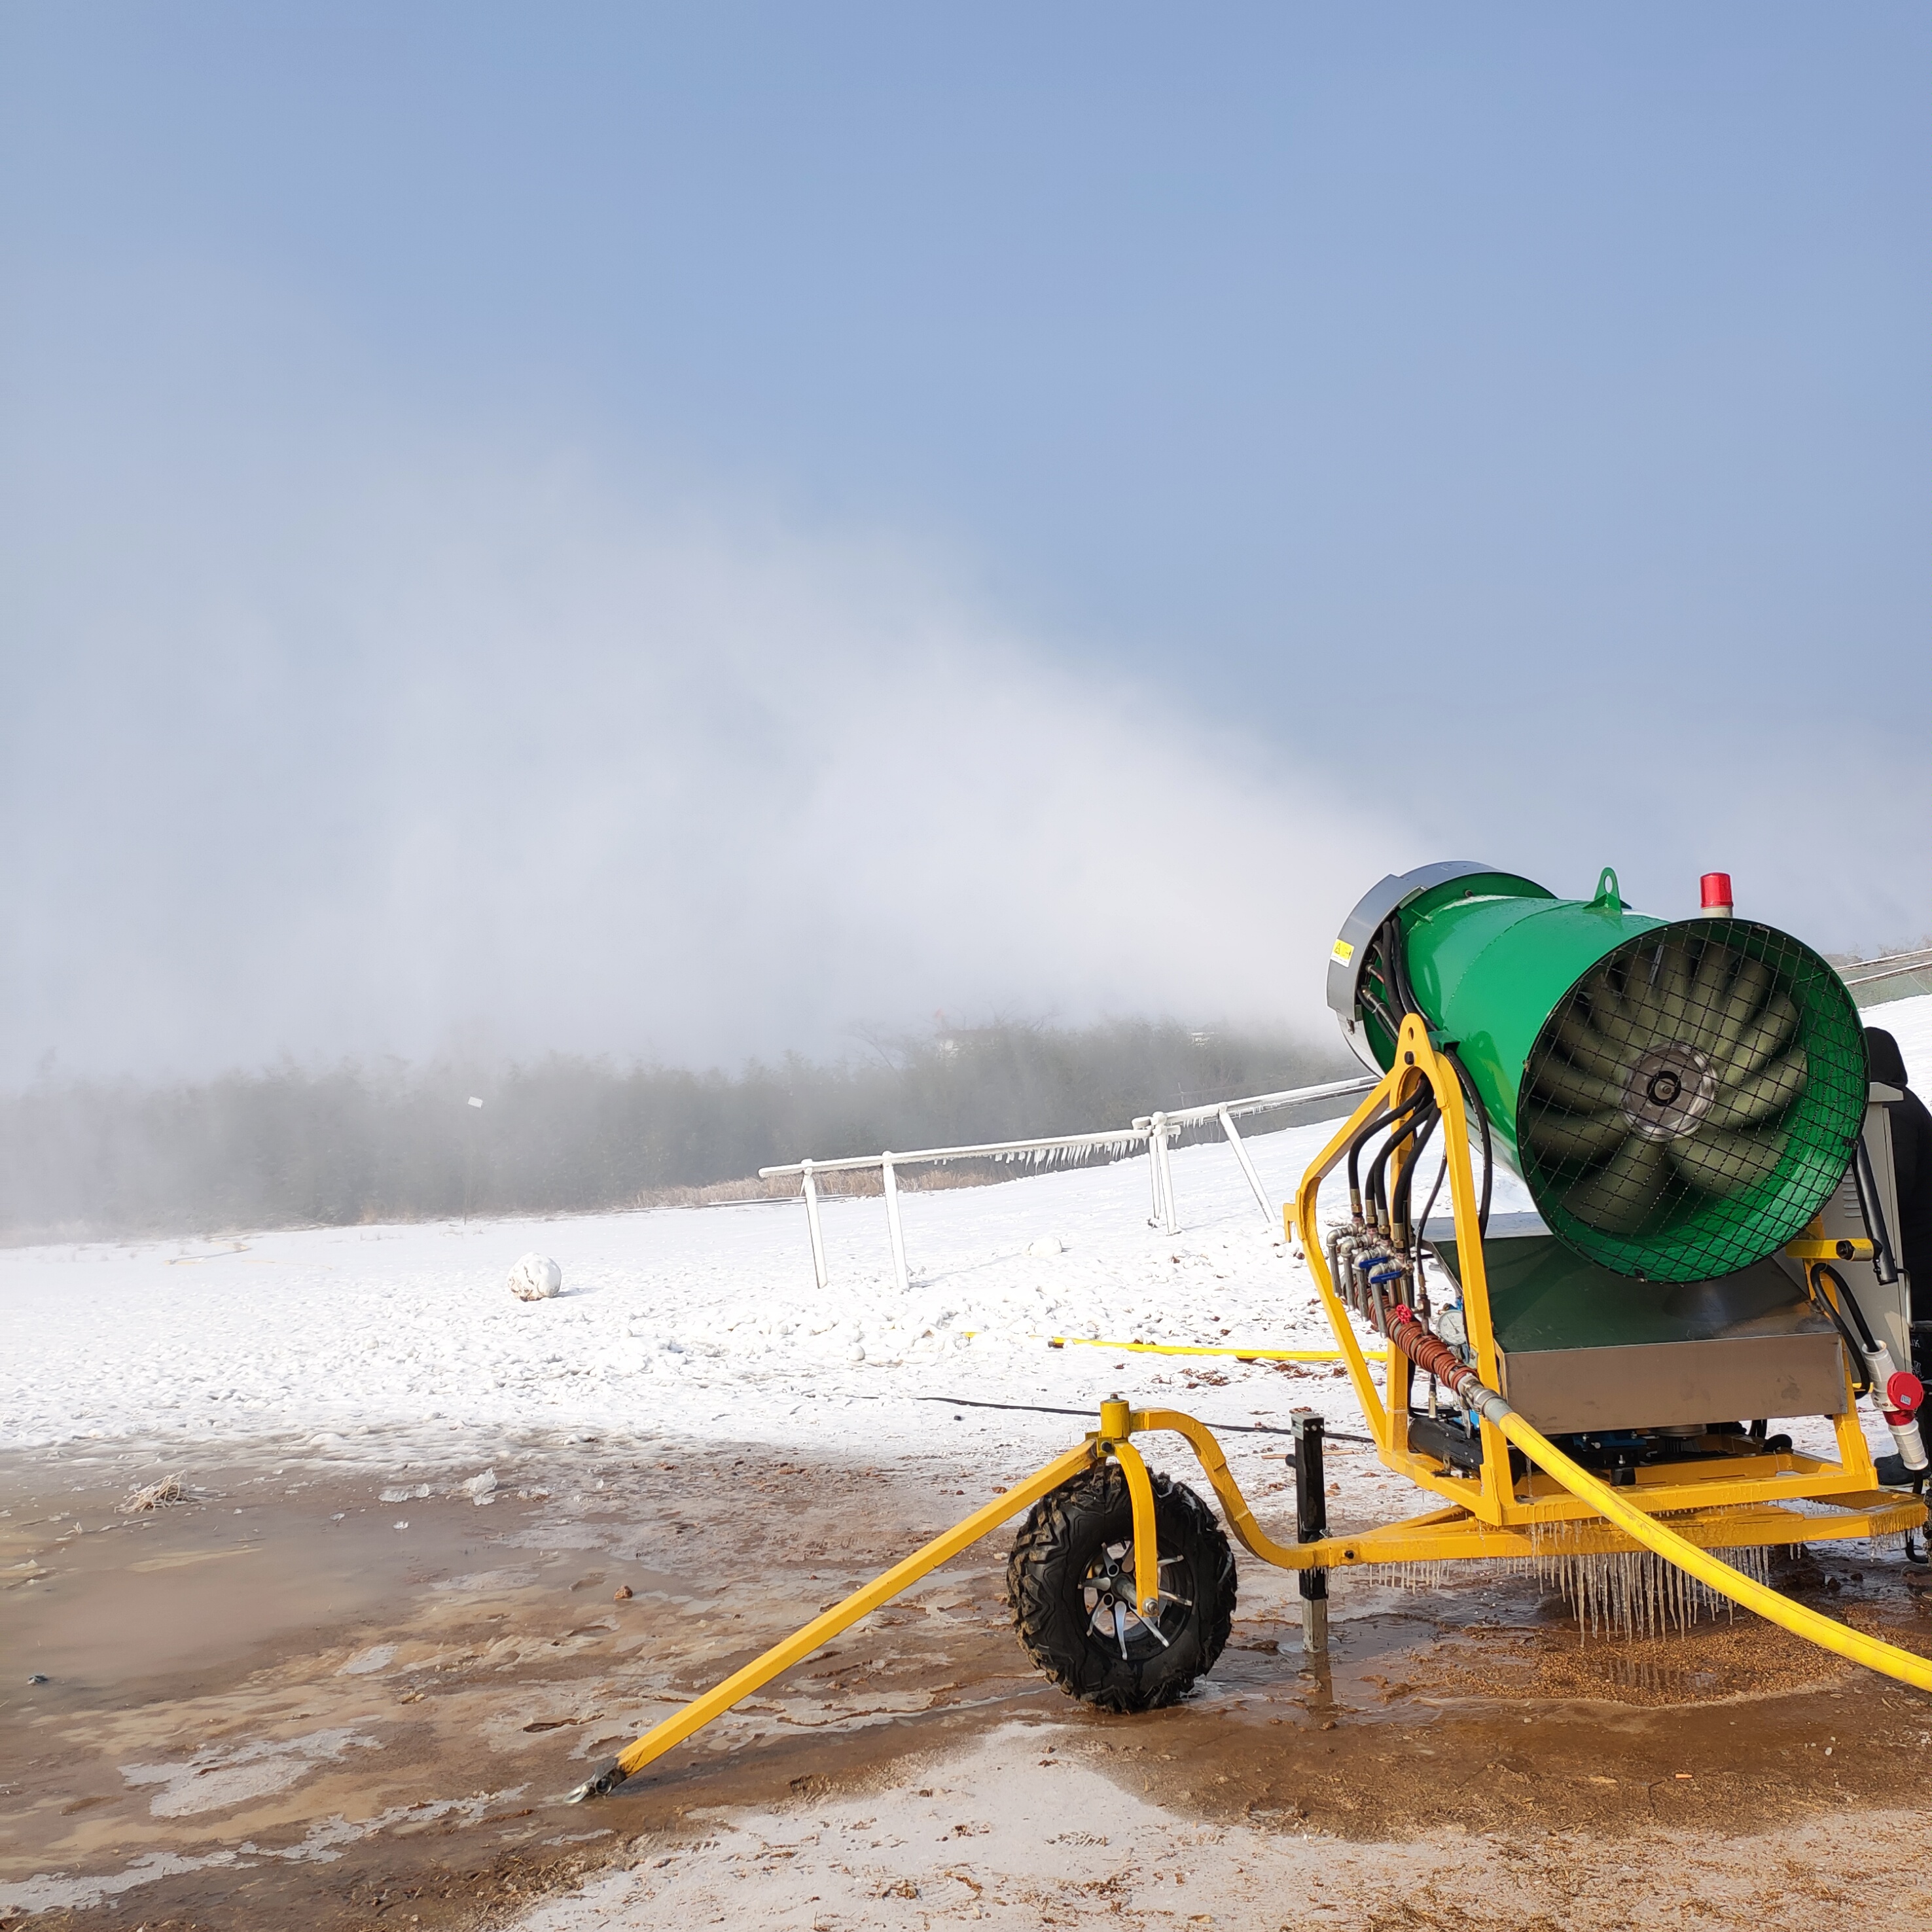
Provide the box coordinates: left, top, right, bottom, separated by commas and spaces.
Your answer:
1669, 1126, 1788, 1200
1530, 1051, 1622, 1115
1564, 1135, 1673, 1233
1521, 1106, 1628, 1164
1554, 1003, 1628, 1081
1714, 990, 1799, 1085
1704, 1046, 1808, 1132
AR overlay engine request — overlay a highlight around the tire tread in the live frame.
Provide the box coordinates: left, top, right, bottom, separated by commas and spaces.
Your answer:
1005, 1462, 1235, 1712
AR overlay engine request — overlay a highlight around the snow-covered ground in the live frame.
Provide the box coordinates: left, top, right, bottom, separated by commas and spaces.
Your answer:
0, 1115, 1491, 1467
3, 992, 1926, 1469
1874, 984, 1932, 1081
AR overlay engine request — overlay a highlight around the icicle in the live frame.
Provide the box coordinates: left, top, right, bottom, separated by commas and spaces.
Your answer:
1521, 1536, 1773, 1640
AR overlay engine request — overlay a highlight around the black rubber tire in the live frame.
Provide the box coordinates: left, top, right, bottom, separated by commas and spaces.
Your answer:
1006, 1461, 1236, 1712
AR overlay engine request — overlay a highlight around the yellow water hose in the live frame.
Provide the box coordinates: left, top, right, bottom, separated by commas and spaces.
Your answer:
1494, 1408, 1932, 1690
1388, 1308, 1932, 1694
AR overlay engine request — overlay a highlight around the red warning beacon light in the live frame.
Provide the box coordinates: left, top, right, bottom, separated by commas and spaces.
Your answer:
1699, 872, 1734, 918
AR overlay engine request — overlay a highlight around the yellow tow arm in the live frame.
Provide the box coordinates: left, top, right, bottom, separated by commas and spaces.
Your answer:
571, 1439, 1094, 1798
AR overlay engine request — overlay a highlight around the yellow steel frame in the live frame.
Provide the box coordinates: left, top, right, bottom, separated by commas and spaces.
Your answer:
1287, 1012, 1903, 1533
585, 1389, 1921, 1790
578, 1011, 1925, 1791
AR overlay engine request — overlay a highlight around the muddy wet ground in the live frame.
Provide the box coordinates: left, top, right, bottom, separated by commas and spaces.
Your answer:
8, 1433, 1932, 1930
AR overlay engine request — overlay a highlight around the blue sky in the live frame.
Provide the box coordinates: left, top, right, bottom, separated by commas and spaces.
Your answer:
3, 6, 1927, 1078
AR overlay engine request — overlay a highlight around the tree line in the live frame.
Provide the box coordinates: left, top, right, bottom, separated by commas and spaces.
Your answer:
0, 1018, 1353, 1242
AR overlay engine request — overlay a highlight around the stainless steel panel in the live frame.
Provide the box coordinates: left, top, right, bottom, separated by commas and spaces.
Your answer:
1496, 1332, 1848, 1434
1772, 1099, 1910, 1367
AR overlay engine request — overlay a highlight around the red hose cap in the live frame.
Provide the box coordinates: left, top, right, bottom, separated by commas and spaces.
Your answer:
1887, 1370, 1924, 1417
1700, 872, 1734, 915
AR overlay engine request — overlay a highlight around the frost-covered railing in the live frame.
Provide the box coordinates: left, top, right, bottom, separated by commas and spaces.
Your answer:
1843, 948, 1932, 1003
1131, 1075, 1380, 1240
759, 1073, 1375, 1292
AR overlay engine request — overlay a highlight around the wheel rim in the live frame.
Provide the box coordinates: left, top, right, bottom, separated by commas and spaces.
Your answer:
1081, 1537, 1194, 1660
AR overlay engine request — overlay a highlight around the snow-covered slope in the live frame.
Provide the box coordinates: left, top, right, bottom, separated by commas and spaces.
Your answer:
0, 1118, 1516, 1461
4, 993, 1925, 1463
1867, 986, 1932, 1084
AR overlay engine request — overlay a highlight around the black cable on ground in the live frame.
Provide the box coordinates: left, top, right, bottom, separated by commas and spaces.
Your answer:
910, 1393, 1376, 1444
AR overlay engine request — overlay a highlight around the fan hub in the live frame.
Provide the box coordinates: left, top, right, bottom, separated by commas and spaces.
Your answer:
1620, 1045, 1716, 1143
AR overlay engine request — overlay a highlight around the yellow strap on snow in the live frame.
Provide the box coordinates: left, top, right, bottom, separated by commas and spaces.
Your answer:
1048, 1334, 1386, 1363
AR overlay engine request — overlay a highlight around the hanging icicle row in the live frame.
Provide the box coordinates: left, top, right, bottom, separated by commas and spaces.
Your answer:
1370, 1533, 1785, 1641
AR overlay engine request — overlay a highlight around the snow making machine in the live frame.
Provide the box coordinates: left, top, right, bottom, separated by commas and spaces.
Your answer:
571, 862, 1929, 1800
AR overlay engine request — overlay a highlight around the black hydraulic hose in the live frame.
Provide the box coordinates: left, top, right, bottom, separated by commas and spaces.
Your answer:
1439, 1045, 1492, 1237
1387, 1106, 1435, 1223
1389, 1101, 1441, 1234
1370, 1099, 1439, 1236
1355, 917, 1414, 1045
1357, 978, 1404, 1048
1384, 913, 1423, 1018
1344, 1099, 1393, 1215
1376, 916, 1410, 1016
1815, 1261, 1880, 1353
1390, 1106, 1439, 1284
1370, 909, 1492, 1241
1345, 1085, 1430, 1215
1366, 1136, 1392, 1230
1809, 1263, 1875, 1396
1853, 1138, 1902, 1287
1363, 1089, 1436, 1228
1412, 1147, 1450, 1262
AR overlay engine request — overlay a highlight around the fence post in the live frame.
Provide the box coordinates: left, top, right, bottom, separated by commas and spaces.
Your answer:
882, 1153, 910, 1293
800, 1159, 829, 1290
1218, 1106, 1276, 1224
1149, 1113, 1179, 1235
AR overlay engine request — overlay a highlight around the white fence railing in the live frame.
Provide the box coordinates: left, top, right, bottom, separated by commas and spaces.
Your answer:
759, 953, 1923, 1292
759, 1073, 1376, 1293
1844, 949, 1932, 997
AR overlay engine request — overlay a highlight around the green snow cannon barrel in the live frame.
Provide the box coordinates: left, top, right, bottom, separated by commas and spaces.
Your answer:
1326, 861, 1868, 1283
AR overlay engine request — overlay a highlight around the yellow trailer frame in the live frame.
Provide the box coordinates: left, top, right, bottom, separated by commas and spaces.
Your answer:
571, 1014, 1927, 1800
1292, 1012, 1898, 1531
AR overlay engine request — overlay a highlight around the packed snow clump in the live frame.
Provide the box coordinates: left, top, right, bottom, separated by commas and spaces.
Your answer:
509, 1253, 563, 1302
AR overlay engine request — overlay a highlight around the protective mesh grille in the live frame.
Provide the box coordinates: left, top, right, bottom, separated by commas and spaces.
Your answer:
1515, 920, 1867, 1282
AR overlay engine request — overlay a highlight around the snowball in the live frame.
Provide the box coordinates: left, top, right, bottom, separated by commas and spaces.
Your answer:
508, 1253, 563, 1301
1027, 1236, 1064, 1258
